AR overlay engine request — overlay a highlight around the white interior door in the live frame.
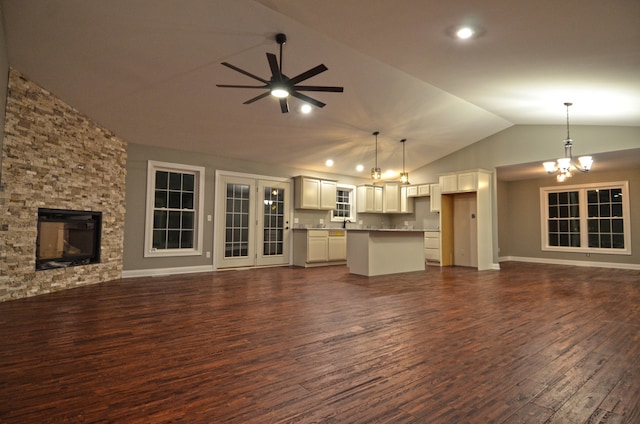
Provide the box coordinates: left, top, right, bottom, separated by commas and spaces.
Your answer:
215, 174, 290, 269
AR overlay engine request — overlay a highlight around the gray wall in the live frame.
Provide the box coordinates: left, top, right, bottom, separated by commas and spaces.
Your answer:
411, 125, 640, 183
412, 124, 640, 267
124, 143, 380, 271
499, 167, 640, 265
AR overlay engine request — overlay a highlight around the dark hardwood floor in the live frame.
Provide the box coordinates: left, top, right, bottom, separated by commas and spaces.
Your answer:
1, 262, 639, 423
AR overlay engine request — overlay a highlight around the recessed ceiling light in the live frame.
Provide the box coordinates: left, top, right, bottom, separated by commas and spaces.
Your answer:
301, 104, 312, 114
456, 26, 474, 39
356, 164, 364, 172
447, 24, 484, 40
325, 159, 334, 167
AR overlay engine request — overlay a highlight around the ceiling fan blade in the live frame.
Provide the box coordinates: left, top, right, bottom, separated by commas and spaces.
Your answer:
266, 53, 282, 81
288, 64, 328, 85
221, 62, 269, 84
290, 91, 326, 108
217, 84, 268, 89
293, 85, 344, 92
243, 91, 271, 105
279, 98, 289, 113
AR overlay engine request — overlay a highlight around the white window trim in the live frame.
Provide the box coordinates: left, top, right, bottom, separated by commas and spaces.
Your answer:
540, 181, 631, 255
331, 184, 357, 223
144, 160, 205, 258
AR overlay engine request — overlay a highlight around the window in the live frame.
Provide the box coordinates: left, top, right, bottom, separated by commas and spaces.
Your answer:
540, 181, 630, 255
145, 161, 205, 257
332, 184, 356, 222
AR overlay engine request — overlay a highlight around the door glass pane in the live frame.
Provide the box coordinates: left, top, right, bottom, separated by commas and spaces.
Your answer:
262, 187, 284, 256
224, 183, 250, 258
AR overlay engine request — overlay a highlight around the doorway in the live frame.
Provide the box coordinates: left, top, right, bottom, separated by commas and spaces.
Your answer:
453, 192, 477, 267
215, 173, 291, 269
441, 192, 478, 268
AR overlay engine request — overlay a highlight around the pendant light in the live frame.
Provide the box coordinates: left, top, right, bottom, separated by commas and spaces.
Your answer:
542, 102, 594, 182
371, 131, 381, 180
399, 138, 409, 184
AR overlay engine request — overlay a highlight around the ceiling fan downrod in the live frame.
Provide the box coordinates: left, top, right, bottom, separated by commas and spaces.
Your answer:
276, 33, 286, 74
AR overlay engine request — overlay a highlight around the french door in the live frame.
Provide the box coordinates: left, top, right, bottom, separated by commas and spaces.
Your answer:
215, 173, 291, 269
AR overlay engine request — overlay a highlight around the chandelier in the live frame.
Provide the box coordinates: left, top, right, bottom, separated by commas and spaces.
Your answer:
542, 102, 593, 182
371, 131, 381, 180
399, 138, 409, 184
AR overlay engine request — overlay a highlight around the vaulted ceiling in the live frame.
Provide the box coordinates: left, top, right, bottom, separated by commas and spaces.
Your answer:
2, 0, 639, 178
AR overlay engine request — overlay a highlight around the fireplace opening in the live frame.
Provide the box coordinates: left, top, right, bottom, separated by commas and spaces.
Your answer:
36, 208, 102, 270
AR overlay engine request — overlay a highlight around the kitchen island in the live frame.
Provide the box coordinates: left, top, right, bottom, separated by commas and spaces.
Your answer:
346, 229, 426, 276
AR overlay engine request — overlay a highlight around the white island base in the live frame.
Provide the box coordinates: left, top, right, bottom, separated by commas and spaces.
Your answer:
346, 229, 426, 276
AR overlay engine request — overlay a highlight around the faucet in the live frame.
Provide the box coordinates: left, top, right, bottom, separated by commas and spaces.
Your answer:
343, 218, 351, 229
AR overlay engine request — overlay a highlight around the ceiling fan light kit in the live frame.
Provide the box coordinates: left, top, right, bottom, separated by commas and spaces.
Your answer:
542, 102, 593, 182
217, 33, 344, 113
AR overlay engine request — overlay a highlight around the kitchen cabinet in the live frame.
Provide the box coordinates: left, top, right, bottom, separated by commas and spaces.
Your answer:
457, 172, 477, 192
424, 231, 440, 263
383, 182, 401, 213
417, 184, 430, 196
356, 185, 383, 213
440, 172, 477, 194
430, 183, 441, 212
294, 176, 337, 210
400, 186, 414, 213
307, 232, 329, 262
359, 183, 412, 214
293, 229, 347, 267
406, 184, 430, 197
328, 234, 347, 261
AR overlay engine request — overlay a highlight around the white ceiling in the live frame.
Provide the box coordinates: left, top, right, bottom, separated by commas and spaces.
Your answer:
2, 0, 639, 178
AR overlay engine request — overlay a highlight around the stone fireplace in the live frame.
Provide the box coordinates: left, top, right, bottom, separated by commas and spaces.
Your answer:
0, 68, 127, 301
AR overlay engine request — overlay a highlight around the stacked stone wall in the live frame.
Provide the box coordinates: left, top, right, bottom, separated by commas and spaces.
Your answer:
0, 68, 126, 301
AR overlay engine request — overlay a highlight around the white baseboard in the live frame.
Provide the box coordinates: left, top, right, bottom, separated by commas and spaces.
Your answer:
122, 265, 215, 279
499, 256, 640, 271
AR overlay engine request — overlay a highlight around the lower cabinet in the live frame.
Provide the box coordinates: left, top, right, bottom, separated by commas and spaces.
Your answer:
293, 229, 347, 267
424, 231, 440, 263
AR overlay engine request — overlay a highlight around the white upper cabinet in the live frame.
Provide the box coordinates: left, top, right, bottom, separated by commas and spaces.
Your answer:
430, 183, 441, 212
320, 179, 338, 210
417, 184, 430, 196
440, 172, 477, 194
294, 176, 337, 210
357, 185, 383, 213
401, 186, 414, 213
383, 182, 401, 213
406, 184, 430, 197
406, 185, 418, 197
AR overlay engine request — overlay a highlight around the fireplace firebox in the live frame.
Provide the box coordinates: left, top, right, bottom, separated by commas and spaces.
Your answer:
36, 208, 102, 270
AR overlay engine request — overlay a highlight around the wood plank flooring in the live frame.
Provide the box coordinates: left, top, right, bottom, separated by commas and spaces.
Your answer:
0, 262, 639, 423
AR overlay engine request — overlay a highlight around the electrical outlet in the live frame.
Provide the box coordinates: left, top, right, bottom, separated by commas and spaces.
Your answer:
206, 251, 211, 258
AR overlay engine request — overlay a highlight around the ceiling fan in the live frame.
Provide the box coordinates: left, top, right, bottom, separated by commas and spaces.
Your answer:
216, 33, 344, 113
